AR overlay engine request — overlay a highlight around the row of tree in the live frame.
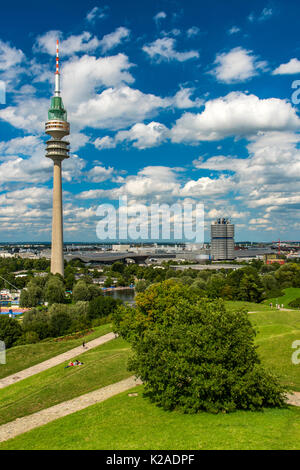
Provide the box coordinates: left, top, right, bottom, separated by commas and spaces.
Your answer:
135, 262, 300, 303
1, 292, 121, 348
18, 259, 300, 308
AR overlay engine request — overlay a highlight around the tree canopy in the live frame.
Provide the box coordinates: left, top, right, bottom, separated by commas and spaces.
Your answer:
113, 280, 286, 413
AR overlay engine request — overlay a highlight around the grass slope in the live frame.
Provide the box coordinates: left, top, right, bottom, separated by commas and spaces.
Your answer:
250, 309, 300, 391
1, 385, 299, 450
0, 337, 131, 426
263, 287, 300, 308
225, 300, 274, 312
226, 301, 300, 391
0, 323, 112, 379
0, 303, 299, 450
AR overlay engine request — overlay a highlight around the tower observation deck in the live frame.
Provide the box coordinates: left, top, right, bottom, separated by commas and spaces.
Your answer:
45, 40, 70, 277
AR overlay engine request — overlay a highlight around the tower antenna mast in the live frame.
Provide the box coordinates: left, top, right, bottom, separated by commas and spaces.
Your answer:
45, 40, 70, 277
55, 39, 60, 96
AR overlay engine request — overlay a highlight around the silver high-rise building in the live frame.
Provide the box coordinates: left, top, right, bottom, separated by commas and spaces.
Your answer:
211, 218, 235, 260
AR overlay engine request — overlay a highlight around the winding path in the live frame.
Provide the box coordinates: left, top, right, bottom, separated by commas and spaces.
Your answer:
0, 332, 116, 390
0, 376, 142, 443
0, 377, 297, 443
286, 391, 300, 407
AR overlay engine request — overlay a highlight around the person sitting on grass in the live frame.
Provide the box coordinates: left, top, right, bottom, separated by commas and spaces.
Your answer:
65, 360, 84, 368
64, 361, 74, 368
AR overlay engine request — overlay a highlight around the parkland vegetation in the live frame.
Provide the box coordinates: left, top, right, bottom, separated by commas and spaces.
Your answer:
1, 257, 300, 352
114, 280, 286, 413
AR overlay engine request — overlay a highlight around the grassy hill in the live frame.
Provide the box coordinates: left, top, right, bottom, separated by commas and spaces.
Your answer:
263, 287, 300, 308
251, 309, 300, 391
0, 336, 131, 426
0, 323, 112, 380
0, 302, 299, 450
225, 300, 300, 391
1, 386, 299, 450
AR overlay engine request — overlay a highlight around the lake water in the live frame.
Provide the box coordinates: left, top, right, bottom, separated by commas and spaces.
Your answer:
104, 289, 135, 304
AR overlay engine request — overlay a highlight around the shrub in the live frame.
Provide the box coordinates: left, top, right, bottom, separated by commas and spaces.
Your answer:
45, 276, 66, 304
114, 280, 286, 413
49, 310, 72, 337
135, 280, 149, 293
288, 297, 300, 309
22, 309, 51, 340
87, 295, 121, 321
73, 280, 101, 302
266, 289, 284, 299
24, 331, 40, 344
0, 315, 22, 348
19, 281, 43, 307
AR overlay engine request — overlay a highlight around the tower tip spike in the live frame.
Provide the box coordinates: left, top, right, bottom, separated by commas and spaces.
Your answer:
56, 39, 59, 75
55, 40, 60, 95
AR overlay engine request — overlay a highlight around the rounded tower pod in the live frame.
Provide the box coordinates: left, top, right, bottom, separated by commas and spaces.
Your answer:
45, 40, 70, 277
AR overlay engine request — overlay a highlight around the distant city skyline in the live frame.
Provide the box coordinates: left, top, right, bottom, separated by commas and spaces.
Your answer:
0, 0, 300, 242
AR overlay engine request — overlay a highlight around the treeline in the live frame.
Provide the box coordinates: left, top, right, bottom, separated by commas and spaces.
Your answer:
0, 257, 50, 289
0, 292, 121, 348
19, 274, 103, 307
19, 259, 300, 308
134, 260, 300, 303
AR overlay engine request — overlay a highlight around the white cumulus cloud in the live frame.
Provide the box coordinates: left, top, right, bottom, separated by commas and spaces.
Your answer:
34, 31, 100, 56
153, 11, 167, 24
94, 136, 117, 150
273, 58, 300, 75
143, 37, 199, 62
171, 92, 300, 143
0, 39, 24, 70
210, 47, 267, 83
86, 6, 108, 23
99, 27, 130, 54
116, 122, 169, 149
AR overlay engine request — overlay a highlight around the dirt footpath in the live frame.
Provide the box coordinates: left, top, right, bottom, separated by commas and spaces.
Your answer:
0, 332, 116, 390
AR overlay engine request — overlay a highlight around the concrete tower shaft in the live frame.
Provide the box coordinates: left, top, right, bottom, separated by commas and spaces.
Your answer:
45, 40, 70, 277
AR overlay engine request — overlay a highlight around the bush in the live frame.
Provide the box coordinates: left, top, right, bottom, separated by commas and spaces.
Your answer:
87, 295, 121, 321
24, 331, 40, 344
49, 308, 72, 337
114, 280, 286, 413
23, 302, 91, 340
288, 297, 300, 308
266, 289, 284, 299
19, 281, 43, 307
0, 315, 22, 348
22, 309, 51, 340
135, 280, 149, 293
45, 276, 66, 304
73, 280, 101, 302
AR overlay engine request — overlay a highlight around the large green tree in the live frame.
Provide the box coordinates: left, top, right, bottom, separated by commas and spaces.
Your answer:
72, 280, 101, 301
19, 281, 43, 307
113, 280, 285, 413
45, 276, 66, 305
87, 295, 121, 321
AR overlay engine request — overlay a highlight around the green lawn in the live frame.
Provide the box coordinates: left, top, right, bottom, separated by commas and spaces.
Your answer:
263, 287, 300, 308
0, 302, 300, 450
225, 301, 300, 391
225, 300, 274, 312
1, 385, 299, 450
0, 336, 131, 426
0, 323, 112, 379
250, 309, 300, 391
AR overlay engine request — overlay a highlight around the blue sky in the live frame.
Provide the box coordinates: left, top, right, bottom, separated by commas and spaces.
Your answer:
0, 0, 300, 242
